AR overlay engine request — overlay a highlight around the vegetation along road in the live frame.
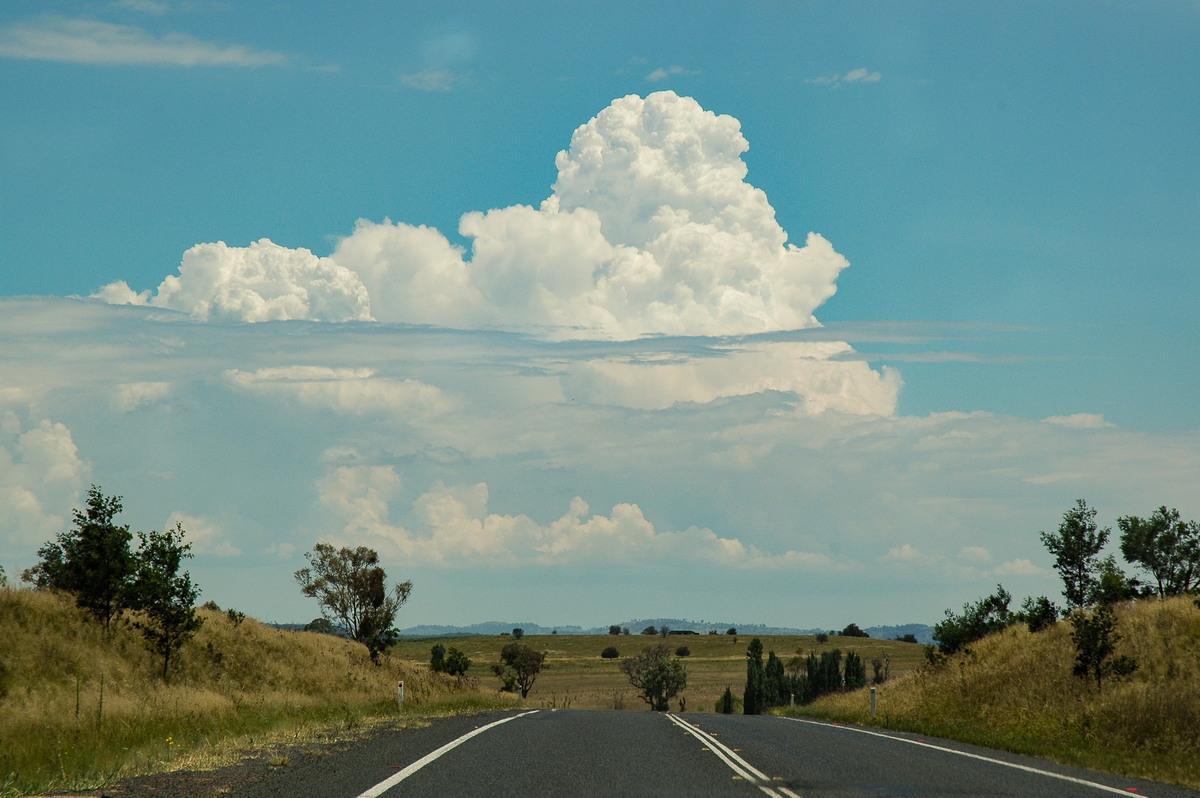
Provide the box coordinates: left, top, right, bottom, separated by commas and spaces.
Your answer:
186, 709, 1198, 798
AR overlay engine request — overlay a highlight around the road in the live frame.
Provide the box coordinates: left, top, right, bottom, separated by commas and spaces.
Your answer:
234, 709, 1200, 798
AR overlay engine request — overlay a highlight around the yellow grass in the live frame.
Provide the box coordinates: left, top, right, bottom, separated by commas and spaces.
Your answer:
0, 588, 512, 797
788, 596, 1200, 790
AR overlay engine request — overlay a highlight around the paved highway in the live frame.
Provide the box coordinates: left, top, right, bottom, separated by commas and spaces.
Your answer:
238, 709, 1200, 797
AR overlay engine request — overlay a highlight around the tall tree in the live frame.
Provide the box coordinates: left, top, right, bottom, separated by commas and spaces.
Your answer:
1118, 507, 1200, 598
294, 543, 412, 663
621, 644, 688, 711
743, 637, 765, 715
494, 642, 545, 698
22, 486, 136, 633
129, 522, 203, 680
1040, 500, 1109, 611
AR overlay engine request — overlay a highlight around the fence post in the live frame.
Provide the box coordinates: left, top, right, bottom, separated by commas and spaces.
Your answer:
870, 686, 876, 717
397, 681, 405, 711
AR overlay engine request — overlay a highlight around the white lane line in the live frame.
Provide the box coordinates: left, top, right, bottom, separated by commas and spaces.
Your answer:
781, 717, 1141, 796
667, 714, 803, 798
355, 710, 539, 798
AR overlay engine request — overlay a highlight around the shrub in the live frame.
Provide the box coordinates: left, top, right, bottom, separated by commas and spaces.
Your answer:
815, 632, 829, 644
430, 643, 446, 671
715, 686, 739, 714
442, 647, 471, 677
642, 626, 657, 636
600, 646, 620, 659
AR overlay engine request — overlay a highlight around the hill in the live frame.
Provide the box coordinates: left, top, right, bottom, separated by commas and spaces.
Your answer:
0, 587, 508, 798
792, 596, 1200, 790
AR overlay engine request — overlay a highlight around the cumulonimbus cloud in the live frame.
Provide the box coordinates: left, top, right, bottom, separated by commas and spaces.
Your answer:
99, 91, 850, 340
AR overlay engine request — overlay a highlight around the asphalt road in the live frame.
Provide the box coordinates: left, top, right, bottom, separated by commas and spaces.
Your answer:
225, 709, 1200, 798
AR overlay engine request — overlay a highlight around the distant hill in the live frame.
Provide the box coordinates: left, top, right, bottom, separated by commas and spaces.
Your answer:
397, 617, 934, 644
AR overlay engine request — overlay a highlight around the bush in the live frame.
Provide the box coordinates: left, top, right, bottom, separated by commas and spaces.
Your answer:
600, 646, 620, 659
815, 632, 829, 644
715, 685, 740, 714
675, 646, 690, 657
442, 646, 471, 677
642, 626, 657, 636
840, 623, 869, 638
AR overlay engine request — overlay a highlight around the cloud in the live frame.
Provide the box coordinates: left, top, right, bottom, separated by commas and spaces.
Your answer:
330, 91, 850, 340
561, 342, 900, 414
807, 67, 882, 88
0, 16, 289, 67
112, 0, 169, 15
224, 366, 453, 418
1042, 413, 1114, 429
316, 469, 836, 570
646, 65, 697, 82
99, 239, 372, 322
0, 412, 90, 548
112, 381, 172, 413
164, 511, 240, 557
399, 69, 461, 92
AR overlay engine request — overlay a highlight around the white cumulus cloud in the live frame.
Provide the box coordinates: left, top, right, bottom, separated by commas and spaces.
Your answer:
99, 239, 372, 322
224, 366, 452, 418
0, 412, 90, 547
316, 468, 835, 569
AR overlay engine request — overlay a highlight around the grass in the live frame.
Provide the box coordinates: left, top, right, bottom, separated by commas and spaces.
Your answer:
0, 588, 514, 798
389, 631, 927, 712
783, 596, 1200, 790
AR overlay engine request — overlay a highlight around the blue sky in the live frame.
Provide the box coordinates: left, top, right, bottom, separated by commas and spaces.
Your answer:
1, 1, 1197, 630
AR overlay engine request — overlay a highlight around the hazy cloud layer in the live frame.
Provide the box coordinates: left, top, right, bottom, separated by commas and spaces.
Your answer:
0, 15, 289, 67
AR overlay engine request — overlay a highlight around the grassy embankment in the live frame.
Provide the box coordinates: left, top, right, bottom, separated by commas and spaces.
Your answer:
787, 596, 1200, 790
0, 588, 514, 798
390, 631, 928, 712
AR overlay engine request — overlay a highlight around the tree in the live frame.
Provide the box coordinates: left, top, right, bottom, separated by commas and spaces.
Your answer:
303, 617, 338, 635
931, 584, 1014, 658
494, 642, 545, 698
843, 651, 867, 690
294, 542, 412, 663
1018, 595, 1060, 633
1119, 507, 1200, 598
716, 686, 736, 714
512, 627, 524, 639
23, 486, 136, 633
621, 644, 687, 711
1090, 555, 1138, 606
600, 646, 621, 659
442, 647, 471, 677
642, 625, 657, 636
743, 638, 765, 715
840, 623, 868, 638
1071, 604, 1137, 691
1040, 499, 1109, 611
608, 624, 622, 636
128, 523, 203, 681
430, 643, 447, 671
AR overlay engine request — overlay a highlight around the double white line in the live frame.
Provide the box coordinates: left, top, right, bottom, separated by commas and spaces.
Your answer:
666, 713, 803, 798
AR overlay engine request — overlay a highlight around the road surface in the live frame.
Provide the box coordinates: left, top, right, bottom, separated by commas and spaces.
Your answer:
227, 709, 1200, 797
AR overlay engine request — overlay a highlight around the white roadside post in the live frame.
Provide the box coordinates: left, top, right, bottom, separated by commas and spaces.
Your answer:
397, 680, 405, 711
870, 686, 877, 717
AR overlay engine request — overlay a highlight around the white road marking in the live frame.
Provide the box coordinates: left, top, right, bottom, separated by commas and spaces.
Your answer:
355, 710, 539, 798
781, 717, 1143, 796
667, 714, 804, 798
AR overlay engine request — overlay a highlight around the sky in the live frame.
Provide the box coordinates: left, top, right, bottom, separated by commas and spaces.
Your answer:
1, 1, 1198, 631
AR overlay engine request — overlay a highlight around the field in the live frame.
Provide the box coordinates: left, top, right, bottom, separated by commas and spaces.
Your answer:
390, 632, 928, 712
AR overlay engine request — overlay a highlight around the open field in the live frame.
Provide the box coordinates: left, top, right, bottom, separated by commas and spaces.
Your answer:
390, 632, 928, 712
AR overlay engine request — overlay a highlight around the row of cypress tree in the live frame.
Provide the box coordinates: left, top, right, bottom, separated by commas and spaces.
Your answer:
736, 638, 868, 714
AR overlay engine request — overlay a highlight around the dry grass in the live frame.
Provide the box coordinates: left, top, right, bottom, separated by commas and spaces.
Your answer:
0, 588, 513, 797
788, 596, 1200, 789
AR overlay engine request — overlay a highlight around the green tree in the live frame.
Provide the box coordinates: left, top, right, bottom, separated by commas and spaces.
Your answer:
843, 651, 867, 690
621, 644, 687, 711
608, 624, 622, 635
600, 646, 621, 659
128, 523, 203, 681
294, 542, 412, 664
1018, 595, 1060, 633
840, 623, 868, 638
442, 647, 471, 677
1090, 555, 1138, 606
1070, 604, 1137, 691
430, 643, 447, 671
1040, 499, 1109, 611
642, 625, 657, 636
931, 584, 1014, 658
716, 686, 736, 714
23, 486, 136, 633
495, 642, 545, 698
743, 637, 765, 714
512, 627, 524, 639
1118, 507, 1200, 598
